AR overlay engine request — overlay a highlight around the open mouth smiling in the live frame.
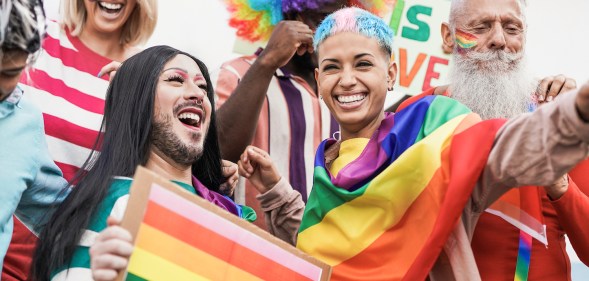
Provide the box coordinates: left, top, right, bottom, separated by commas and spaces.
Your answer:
336, 93, 367, 105
177, 108, 203, 130
97, 1, 123, 14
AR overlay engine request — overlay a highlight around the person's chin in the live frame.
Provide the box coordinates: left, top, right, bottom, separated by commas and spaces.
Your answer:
336, 112, 367, 127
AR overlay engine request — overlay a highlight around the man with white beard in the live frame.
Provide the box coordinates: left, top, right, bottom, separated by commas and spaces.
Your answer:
434, 0, 589, 279
448, 50, 536, 120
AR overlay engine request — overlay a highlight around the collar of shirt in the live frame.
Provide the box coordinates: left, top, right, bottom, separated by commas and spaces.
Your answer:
0, 85, 24, 119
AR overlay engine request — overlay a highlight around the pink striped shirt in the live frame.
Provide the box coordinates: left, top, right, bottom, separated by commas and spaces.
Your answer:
20, 21, 111, 181
212, 51, 338, 229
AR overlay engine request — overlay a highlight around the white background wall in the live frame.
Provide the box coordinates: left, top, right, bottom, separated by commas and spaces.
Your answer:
142, 0, 589, 84
45, 0, 588, 278
44, 0, 589, 83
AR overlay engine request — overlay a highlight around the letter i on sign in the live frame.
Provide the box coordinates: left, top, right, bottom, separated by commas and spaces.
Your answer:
388, 0, 406, 36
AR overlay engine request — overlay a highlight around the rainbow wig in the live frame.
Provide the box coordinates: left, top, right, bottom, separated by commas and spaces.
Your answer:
225, 0, 392, 42
314, 7, 394, 56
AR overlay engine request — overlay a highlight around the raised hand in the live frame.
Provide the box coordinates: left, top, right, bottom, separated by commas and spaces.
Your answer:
536, 74, 576, 103
97, 61, 122, 81
237, 146, 281, 194
219, 159, 239, 196
257, 21, 314, 69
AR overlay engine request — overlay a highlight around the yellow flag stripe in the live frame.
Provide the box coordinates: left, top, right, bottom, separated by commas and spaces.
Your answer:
129, 224, 262, 281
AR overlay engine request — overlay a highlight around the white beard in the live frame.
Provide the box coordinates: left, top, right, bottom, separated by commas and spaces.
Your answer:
449, 49, 537, 120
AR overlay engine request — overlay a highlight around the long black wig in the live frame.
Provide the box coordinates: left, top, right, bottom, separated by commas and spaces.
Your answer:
31, 45, 224, 280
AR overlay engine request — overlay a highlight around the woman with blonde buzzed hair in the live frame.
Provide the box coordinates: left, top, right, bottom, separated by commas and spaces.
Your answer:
4, 0, 157, 280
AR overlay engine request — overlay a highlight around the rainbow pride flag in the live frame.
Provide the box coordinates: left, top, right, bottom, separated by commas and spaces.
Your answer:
119, 167, 331, 281
297, 95, 505, 280
405, 89, 549, 281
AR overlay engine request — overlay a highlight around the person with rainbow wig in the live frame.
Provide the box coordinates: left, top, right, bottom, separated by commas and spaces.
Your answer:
238, 7, 589, 280
214, 0, 392, 231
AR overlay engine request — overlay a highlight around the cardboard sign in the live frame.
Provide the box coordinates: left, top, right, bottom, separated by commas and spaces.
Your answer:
389, 0, 452, 95
116, 167, 331, 281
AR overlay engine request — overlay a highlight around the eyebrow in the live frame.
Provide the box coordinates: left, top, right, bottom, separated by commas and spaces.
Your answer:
320, 53, 375, 65
162, 67, 188, 73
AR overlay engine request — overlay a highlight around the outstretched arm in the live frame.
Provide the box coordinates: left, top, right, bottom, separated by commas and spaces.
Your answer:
216, 21, 314, 162
479, 81, 589, 206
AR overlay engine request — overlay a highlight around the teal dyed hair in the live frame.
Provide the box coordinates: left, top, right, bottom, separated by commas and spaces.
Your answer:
313, 7, 394, 56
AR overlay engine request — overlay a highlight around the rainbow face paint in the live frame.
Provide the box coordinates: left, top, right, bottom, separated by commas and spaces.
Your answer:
454, 28, 478, 52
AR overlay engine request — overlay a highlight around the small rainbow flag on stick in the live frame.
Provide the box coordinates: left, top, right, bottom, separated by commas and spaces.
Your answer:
116, 167, 331, 281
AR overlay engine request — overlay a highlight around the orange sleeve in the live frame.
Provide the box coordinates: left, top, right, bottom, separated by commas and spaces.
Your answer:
550, 167, 589, 265
570, 159, 589, 191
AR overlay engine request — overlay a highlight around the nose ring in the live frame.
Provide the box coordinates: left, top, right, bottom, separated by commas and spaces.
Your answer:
196, 99, 203, 106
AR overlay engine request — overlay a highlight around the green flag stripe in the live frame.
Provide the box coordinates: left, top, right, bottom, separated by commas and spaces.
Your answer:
415, 96, 471, 143
299, 167, 369, 232
126, 272, 148, 281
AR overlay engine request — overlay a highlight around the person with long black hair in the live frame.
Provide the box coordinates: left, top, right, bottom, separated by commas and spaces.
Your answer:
30, 45, 256, 280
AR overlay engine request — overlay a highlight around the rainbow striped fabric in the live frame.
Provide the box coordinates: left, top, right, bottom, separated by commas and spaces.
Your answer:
486, 185, 545, 281
297, 95, 505, 280
125, 182, 326, 281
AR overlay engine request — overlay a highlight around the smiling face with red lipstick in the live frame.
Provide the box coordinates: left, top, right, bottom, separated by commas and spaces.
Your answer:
151, 54, 212, 166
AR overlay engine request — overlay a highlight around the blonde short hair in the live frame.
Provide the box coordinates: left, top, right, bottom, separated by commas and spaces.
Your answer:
61, 0, 157, 46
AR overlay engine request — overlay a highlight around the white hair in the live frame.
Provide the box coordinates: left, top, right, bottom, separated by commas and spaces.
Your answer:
449, 0, 527, 29
449, 49, 537, 120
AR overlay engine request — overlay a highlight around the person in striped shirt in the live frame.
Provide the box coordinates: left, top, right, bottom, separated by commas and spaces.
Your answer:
215, 0, 390, 230
6, 0, 158, 279
30, 45, 258, 281
0, 0, 68, 277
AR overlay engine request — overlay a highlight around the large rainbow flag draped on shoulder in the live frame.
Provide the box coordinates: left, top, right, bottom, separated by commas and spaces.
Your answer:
297, 95, 506, 280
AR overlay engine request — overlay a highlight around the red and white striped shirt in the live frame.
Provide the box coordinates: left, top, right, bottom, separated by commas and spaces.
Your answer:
20, 21, 111, 181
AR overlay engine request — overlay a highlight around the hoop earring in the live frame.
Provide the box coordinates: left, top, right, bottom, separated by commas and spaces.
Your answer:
332, 131, 341, 141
